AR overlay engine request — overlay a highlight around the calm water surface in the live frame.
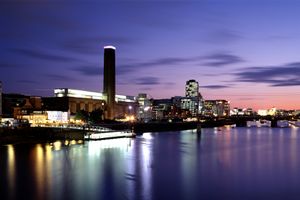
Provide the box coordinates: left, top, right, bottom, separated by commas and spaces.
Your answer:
1, 127, 300, 200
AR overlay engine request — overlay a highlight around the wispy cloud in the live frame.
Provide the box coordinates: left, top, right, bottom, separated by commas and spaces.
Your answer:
9, 48, 76, 62
0, 62, 19, 68
134, 77, 160, 85
72, 66, 102, 76
44, 74, 79, 82
201, 85, 232, 89
205, 29, 242, 44
62, 36, 137, 54
17, 80, 38, 84
237, 97, 265, 101
117, 52, 243, 75
117, 57, 198, 75
203, 53, 244, 67
234, 62, 300, 87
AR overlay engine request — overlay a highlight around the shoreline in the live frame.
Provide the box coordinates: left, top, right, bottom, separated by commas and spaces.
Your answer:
0, 119, 296, 145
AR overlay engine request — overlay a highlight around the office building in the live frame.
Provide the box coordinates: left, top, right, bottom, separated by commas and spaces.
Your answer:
203, 100, 230, 117
182, 80, 200, 117
181, 97, 199, 117
185, 80, 199, 97
137, 93, 152, 122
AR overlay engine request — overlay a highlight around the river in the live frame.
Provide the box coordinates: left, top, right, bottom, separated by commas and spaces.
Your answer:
1, 127, 300, 200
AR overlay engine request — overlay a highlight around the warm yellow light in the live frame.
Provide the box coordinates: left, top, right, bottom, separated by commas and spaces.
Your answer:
53, 141, 62, 151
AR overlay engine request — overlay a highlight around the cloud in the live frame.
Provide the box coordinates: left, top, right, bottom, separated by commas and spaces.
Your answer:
238, 97, 264, 101
115, 52, 244, 77
0, 62, 19, 68
142, 57, 195, 67
203, 53, 244, 67
205, 29, 242, 44
139, 87, 153, 91
72, 66, 102, 76
234, 62, 300, 87
44, 74, 79, 82
17, 80, 38, 84
116, 57, 198, 75
134, 77, 160, 85
62, 36, 137, 54
9, 48, 76, 62
201, 85, 231, 89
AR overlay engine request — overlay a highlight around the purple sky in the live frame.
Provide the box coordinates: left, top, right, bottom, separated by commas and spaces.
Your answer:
1, 0, 300, 110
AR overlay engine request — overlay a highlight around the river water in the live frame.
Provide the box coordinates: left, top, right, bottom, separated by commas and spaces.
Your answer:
1, 127, 300, 200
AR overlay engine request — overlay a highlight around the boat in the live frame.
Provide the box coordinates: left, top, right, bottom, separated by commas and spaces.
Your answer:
288, 120, 300, 128
277, 120, 289, 128
84, 130, 135, 140
247, 120, 271, 127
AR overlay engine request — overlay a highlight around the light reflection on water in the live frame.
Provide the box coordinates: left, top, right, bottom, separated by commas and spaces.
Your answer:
7, 144, 15, 200
1, 128, 300, 199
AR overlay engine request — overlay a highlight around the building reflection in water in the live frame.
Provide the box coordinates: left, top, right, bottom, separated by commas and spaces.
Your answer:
7, 144, 16, 200
2, 128, 300, 200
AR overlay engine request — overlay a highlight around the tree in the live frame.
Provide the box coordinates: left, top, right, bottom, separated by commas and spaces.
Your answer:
74, 110, 89, 122
90, 108, 104, 124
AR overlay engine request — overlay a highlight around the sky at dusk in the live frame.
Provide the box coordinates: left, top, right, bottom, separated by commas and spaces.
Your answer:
1, 0, 300, 110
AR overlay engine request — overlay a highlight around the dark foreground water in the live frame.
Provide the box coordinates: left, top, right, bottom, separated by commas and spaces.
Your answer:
2, 127, 300, 200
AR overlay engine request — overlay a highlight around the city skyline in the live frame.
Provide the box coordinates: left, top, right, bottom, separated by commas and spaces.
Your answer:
1, 0, 300, 110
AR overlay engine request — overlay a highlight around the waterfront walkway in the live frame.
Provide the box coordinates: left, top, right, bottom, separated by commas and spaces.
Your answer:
34, 124, 135, 140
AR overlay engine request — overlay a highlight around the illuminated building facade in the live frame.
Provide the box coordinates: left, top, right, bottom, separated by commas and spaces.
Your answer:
181, 97, 198, 117
137, 93, 152, 122
185, 80, 199, 97
103, 46, 116, 120
152, 99, 173, 120
203, 100, 230, 117
182, 80, 200, 117
53, 88, 137, 120
43, 96, 105, 115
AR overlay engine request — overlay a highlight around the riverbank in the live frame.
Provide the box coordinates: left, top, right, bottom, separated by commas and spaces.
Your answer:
98, 120, 234, 133
0, 127, 84, 145
0, 118, 294, 145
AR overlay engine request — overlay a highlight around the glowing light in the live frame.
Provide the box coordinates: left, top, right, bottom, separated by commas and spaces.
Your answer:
70, 140, 76, 145
85, 131, 133, 140
54, 88, 135, 102
142, 132, 153, 140
53, 141, 62, 151
7, 144, 15, 199
104, 45, 116, 50
144, 106, 150, 111
88, 138, 132, 155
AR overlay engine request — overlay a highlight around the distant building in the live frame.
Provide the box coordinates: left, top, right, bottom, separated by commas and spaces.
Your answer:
152, 99, 173, 120
2, 93, 30, 118
185, 80, 199, 97
257, 109, 268, 116
137, 93, 152, 122
203, 100, 230, 117
181, 97, 198, 117
53, 88, 137, 120
182, 80, 201, 117
230, 107, 254, 116
257, 107, 278, 116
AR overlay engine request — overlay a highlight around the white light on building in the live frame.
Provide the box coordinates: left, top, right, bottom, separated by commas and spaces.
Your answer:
47, 111, 69, 122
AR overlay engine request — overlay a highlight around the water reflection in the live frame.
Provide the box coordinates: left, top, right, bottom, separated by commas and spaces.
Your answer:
2, 128, 300, 199
7, 144, 15, 200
